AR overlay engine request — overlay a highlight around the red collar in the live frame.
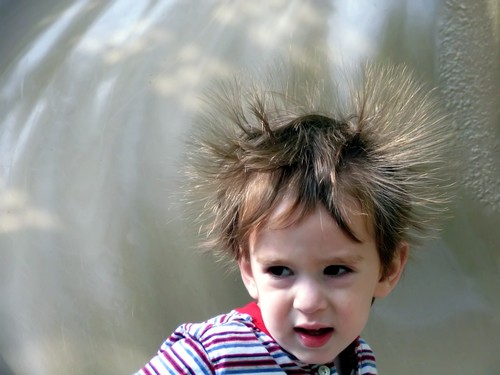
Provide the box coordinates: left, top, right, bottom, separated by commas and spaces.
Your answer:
236, 301, 272, 338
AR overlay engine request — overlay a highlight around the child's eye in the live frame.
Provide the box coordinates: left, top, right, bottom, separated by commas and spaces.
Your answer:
266, 266, 293, 277
324, 265, 351, 277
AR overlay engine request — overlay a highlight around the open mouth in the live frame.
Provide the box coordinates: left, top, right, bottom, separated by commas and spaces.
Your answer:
294, 327, 334, 348
294, 327, 333, 336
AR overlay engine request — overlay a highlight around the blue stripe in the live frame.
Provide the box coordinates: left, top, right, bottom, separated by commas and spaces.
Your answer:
182, 342, 212, 374
157, 355, 177, 375
222, 368, 285, 374
206, 342, 266, 353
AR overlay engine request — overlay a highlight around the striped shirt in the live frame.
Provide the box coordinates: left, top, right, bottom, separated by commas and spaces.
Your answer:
137, 304, 377, 374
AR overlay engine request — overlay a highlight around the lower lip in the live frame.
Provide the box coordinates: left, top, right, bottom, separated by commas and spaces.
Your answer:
295, 329, 334, 348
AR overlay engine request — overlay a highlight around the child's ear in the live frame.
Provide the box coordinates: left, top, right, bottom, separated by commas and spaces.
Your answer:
238, 257, 259, 300
374, 242, 409, 298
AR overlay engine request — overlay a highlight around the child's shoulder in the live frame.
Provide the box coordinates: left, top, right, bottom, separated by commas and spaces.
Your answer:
142, 310, 268, 374
168, 309, 258, 345
160, 308, 273, 366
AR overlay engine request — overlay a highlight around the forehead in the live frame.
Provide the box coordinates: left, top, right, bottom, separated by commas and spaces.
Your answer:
248, 202, 378, 264
250, 198, 375, 250
266, 196, 374, 240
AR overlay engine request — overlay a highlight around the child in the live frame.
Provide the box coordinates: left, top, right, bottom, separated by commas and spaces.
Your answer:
137, 61, 452, 374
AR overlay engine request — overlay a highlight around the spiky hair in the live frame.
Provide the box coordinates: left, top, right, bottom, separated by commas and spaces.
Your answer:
185, 61, 454, 274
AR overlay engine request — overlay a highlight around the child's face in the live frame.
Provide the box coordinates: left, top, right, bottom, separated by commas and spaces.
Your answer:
239, 201, 407, 365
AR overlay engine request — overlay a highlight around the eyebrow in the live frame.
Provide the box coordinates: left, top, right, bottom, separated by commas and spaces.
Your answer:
255, 254, 364, 265
324, 254, 364, 264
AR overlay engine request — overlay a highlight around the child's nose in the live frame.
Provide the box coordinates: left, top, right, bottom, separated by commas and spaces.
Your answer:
292, 278, 328, 314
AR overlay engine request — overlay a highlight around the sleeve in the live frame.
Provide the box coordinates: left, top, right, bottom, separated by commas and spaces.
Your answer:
136, 335, 215, 375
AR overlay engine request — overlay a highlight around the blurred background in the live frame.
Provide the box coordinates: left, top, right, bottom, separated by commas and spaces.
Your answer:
0, 0, 498, 374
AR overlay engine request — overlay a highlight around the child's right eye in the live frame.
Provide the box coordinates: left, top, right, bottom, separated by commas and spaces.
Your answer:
266, 266, 293, 277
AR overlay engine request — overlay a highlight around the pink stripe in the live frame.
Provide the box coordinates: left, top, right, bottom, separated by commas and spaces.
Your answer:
162, 349, 186, 373
213, 358, 276, 369
203, 329, 254, 340
206, 335, 260, 347
185, 338, 214, 372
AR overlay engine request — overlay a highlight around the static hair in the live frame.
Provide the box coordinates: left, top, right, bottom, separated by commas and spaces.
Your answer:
184, 61, 453, 275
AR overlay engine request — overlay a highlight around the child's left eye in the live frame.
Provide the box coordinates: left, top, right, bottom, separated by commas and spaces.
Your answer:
324, 265, 351, 277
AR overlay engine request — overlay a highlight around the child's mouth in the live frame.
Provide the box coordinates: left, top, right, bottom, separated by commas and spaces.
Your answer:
294, 327, 334, 348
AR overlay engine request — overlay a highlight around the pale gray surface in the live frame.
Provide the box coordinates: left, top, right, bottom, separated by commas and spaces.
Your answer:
0, 1, 498, 374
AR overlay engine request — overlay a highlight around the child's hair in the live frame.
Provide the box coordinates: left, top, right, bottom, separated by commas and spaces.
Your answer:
185, 61, 453, 276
